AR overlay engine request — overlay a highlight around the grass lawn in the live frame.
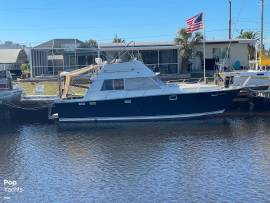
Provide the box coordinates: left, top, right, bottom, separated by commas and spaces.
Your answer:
16, 81, 86, 96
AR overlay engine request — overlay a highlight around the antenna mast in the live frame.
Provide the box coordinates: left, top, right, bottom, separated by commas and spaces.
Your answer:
260, 0, 264, 51
259, 0, 264, 67
229, 0, 232, 39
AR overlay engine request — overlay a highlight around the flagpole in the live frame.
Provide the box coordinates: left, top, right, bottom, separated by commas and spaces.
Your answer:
203, 13, 206, 83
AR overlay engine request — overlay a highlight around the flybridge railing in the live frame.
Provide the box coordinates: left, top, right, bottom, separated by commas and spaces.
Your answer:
166, 77, 216, 84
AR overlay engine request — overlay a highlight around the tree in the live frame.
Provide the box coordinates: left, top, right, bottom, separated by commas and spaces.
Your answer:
21, 63, 30, 78
112, 34, 125, 43
175, 28, 203, 73
238, 30, 258, 39
238, 30, 258, 60
81, 39, 98, 48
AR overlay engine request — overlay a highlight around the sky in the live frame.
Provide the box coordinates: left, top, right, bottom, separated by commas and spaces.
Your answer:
0, 0, 269, 47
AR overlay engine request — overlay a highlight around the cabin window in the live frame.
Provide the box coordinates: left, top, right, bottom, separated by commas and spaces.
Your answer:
102, 80, 113, 90
101, 79, 124, 91
114, 79, 124, 90
125, 77, 160, 90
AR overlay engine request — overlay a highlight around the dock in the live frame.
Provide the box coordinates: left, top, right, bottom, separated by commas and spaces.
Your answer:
20, 95, 59, 107
1, 86, 270, 122
254, 90, 270, 99
2, 95, 59, 121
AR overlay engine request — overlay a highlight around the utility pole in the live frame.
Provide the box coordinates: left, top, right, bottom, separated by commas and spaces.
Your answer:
260, 0, 264, 51
259, 0, 264, 67
229, 0, 232, 39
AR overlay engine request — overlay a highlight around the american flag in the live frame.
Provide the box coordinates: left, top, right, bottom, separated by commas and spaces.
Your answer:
186, 13, 203, 33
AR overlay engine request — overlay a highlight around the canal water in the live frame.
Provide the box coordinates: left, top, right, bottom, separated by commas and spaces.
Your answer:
1, 114, 270, 202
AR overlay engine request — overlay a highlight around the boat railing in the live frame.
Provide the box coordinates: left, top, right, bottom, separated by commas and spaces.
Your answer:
249, 87, 270, 98
166, 77, 215, 84
242, 76, 252, 87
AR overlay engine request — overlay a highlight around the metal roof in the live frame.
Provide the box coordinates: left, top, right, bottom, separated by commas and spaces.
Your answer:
35, 39, 85, 49
100, 41, 176, 48
100, 39, 256, 47
198, 39, 257, 45
99, 41, 179, 51
99, 39, 256, 51
33, 38, 257, 51
0, 49, 24, 64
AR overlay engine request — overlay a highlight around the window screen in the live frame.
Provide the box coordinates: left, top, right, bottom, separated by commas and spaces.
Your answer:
0, 71, 6, 78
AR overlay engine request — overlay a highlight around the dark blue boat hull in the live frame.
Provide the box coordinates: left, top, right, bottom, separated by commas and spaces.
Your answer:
55, 89, 240, 122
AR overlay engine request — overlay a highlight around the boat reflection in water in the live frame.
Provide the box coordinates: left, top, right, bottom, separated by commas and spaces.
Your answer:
53, 59, 241, 123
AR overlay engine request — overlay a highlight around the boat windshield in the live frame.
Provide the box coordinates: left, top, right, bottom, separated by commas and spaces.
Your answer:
101, 77, 162, 91
124, 77, 161, 90
153, 76, 165, 86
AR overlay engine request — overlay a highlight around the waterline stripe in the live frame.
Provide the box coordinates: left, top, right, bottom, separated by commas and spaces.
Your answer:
59, 110, 225, 122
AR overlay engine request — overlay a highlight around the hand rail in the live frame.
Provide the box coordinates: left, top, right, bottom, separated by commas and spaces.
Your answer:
167, 77, 215, 84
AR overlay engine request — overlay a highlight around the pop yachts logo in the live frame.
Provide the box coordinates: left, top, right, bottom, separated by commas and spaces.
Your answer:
3, 179, 23, 193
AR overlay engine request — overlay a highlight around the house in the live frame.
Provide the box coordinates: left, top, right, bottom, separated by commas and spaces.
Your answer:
31, 39, 97, 77
30, 38, 256, 77
193, 39, 256, 72
0, 49, 28, 75
99, 41, 180, 75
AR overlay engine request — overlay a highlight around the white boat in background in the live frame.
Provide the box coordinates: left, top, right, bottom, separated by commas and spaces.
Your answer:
219, 0, 270, 91
0, 70, 22, 105
222, 70, 270, 90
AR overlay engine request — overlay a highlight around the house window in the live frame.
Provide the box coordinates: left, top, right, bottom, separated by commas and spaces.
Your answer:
69, 56, 76, 66
159, 64, 178, 74
159, 50, 177, 63
140, 50, 158, 65
78, 56, 86, 66
0, 71, 6, 78
101, 79, 124, 91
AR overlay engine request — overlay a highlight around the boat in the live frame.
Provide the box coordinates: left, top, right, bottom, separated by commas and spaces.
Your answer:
220, 0, 270, 91
52, 59, 241, 123
0, 70, 22, 106
222, 70, 270, 90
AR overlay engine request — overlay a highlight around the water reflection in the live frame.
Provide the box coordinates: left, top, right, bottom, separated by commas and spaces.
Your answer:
1, 116, 270, 202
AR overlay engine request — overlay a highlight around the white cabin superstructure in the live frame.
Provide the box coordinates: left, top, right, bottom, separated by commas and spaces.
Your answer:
84, 60, 180, 101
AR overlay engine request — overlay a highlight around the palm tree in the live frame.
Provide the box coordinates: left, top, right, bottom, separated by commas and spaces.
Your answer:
175, 28, 203, 73
238, 30, 258, 39
81, 39, 98, 48
112, 34, 125, 43
238, 30, 258, 59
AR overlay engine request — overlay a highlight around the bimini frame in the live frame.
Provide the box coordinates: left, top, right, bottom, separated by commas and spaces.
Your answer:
59, 64, 101, 99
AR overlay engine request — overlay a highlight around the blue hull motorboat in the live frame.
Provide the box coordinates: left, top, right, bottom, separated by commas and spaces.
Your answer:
53, 60, 241, 123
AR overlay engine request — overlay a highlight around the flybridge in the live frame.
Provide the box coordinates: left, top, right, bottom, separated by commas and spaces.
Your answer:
97, 60, 156, 79
59, 60, 159, 99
